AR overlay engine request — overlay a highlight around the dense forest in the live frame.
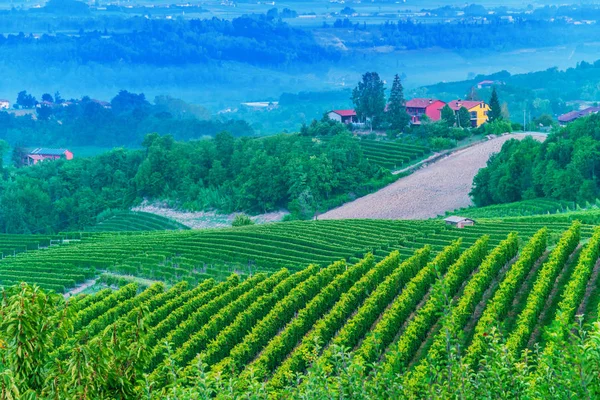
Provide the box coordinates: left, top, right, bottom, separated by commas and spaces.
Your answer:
348, 19, 598, 51
471, 113, 600, 207
0, 130, 392, 233
1, 7, 598, 69
0, 90, 252, 147
0, 15, 339, 67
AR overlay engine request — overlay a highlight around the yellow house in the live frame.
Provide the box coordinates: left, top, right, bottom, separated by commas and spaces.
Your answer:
448, 100, 490, 127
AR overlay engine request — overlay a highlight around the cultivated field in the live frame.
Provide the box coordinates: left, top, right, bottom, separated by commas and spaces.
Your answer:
320, 133, 545, 220
33, 219, 600, 396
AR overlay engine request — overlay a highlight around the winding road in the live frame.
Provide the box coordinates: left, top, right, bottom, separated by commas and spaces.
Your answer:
320, 133, 545, 220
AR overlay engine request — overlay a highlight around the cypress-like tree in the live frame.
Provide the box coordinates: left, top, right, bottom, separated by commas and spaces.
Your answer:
387, 74, 410, 131
488, 88, 502, 122
441, 104, 456, 127
352, 72, 386, 131
457, 107, 471, 128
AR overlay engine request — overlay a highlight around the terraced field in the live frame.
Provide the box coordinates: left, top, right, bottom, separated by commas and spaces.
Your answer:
358, 139, 430, 170
56, 219, 600, 396
0, 233, 61, 258
1, 211, 597, 293
318, 136, 430, 170
450, 198, 597, 219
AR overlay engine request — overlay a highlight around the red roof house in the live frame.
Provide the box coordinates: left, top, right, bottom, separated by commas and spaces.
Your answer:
558, 107, 600, 125
405, 99, 446, 124
327, 109, 358, 124
19, 148, 74, 166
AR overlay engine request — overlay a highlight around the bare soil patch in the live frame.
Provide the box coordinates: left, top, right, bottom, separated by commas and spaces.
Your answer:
320, 133, 545, 220
132, 202, 288, 229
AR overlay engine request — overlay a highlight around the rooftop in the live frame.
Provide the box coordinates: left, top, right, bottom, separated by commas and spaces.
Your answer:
406, 98, 444, 108
28, 148, 70, 156
558, 107, 600, 123
444, 216, 474, 223
330, 109, 357, 117
447, 100, 485, 111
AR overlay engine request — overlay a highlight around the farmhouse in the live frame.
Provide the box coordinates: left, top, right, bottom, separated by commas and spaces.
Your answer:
327, 109, 358, 124
405, 98, 445, 125
558, 107, 600, 126
19, 148, 74, 167
447, 100, 490, 127
477, 80, 504, 89
0, 99, 9, 109
444, 216, 475, 228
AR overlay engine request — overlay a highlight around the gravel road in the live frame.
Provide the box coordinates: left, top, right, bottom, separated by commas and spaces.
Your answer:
320, 133, 545, 220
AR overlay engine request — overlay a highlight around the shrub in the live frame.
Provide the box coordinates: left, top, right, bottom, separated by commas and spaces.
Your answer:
232, 214, 255, 227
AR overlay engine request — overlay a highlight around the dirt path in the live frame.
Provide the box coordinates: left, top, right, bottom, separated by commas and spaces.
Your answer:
320, 133, 545, 221
64, 279, 97, 298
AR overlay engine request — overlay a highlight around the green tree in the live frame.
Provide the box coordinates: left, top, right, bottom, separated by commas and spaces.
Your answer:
489, 87, 502, 122
457, 107, 471, 128
16, 90, 36, 109
352, 72, 386, 131
387, 74, 410, 131
232, 214, 255, 227
534, 114, 554, 127
441, 105, 456, 127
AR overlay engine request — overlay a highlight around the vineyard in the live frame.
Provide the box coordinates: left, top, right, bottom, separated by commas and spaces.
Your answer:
3, 218, 600, 398
450, 198, 599, 219
1, 214, 598, 293
357, 138, 430, 170
318, 136, 430, 171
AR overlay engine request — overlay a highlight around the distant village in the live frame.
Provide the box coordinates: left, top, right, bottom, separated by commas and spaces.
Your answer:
328, 98, 491, 128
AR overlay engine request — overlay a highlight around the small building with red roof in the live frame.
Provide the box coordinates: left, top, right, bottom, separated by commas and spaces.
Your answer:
327, 109, 358, 124
405, 98, 446, 125
19, 148, 74, 167
477, 80, 504, 89
558, 107, 600, 125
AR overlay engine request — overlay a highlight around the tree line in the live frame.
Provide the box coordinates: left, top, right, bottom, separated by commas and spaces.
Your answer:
0, 15, 339, 68
0, 90, 253, 147
0, 130, 391, 233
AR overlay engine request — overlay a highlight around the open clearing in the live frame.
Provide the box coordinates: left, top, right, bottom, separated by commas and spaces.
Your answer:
320, 133, 545, 220
132, 202, 288, 229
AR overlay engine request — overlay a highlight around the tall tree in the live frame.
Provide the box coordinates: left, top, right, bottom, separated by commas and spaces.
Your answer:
387, 74, 410, 131
441, 104, 456, 127
352, 72, 386, 131
457, 107, 471, 128
488, 87, 502, 122
16, 91, 37, 109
